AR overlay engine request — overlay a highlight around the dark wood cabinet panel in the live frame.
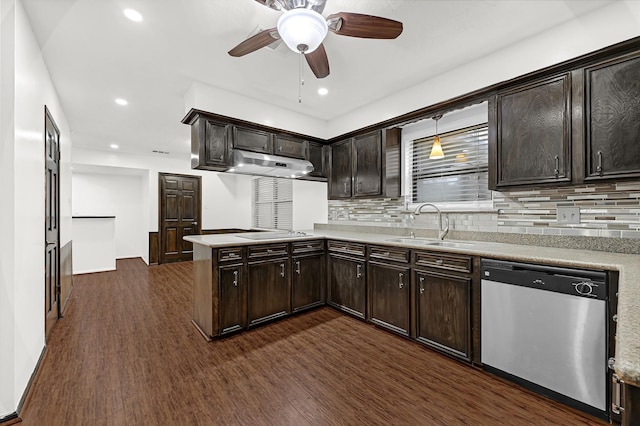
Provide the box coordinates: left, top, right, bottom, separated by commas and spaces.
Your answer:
307, 141, 326, 177
491, 73, 572, 188
292, 254, 325, 312
584, 51, 640, 181
353, 131, 382, 197
329, 139, 352, 198
328, 254, 366, 319
204, 120, 229, 167
247, 258, 290, 326
274, 135, 306, 159
218, 264, 245, 335
369, 261, 411, 336
415, 270, 471, 360
233, 126, 272, 154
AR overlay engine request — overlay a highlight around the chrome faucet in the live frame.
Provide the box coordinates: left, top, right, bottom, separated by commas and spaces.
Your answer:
413, 203, 449, 240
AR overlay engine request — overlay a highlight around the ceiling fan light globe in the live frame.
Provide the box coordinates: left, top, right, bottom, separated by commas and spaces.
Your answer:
277, 8, 328, 54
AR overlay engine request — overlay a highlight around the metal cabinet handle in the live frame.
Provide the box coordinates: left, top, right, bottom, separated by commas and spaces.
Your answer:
343, 181, 347, 193
233, 270, 238, 287
280, 263, 285, 277
419, 276, 425, 294
192, 221, 198, 226
295, 261, 301, 275
597, 151, 603, 173
219, 155, 224, 160
278, 146, 282, 152
554, 155, 559, 177
398, 273, 404, 289
356, 264, 362, 278
435, 259, 444, 265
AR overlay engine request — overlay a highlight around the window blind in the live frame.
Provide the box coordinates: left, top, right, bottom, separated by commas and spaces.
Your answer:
252, 177, 293, 230
408, 124, 490, 203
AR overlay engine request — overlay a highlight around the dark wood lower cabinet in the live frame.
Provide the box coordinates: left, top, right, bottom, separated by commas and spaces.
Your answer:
415, 269, 471, 361
292, 254, 325, 312
368, 261, 411, 336
328, 254, 366, 319
247, 258, 290, 326
218, 264, 244, 335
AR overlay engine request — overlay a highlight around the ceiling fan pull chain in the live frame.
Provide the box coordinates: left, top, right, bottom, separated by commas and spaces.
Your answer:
298, 52, 305, 103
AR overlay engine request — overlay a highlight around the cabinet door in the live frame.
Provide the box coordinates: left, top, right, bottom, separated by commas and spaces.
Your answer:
247, 259, 290, 326
353, 131, 382, 197
204, 120, 229, 167
585, 52, 640, 181
233, 126, 272, 154
274, 135, 306, 159
307, 141, 326, 177
369, 261, 410, 336
328, 255, 365, 318
218, 264, 244, 335
415, 270, 471, 360
492, 73, 571, 188
292, 254, 324, 312
329, 139, 352, 198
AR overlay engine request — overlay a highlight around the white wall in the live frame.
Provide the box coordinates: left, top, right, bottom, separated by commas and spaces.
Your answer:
328, 0, 640, 138
293, 179, 328, 231
72, 171, 146, 260
72, 148, 329, 244
0, 0, 73, 417
185, 81, 327, 139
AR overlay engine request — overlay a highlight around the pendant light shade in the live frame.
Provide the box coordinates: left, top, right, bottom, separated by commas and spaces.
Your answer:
429, 115, 445, 159
277, 8, 328, 53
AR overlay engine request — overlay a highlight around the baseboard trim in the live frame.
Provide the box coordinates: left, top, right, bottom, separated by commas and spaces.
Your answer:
14, 345, 48, 422
0, 412, 19, 425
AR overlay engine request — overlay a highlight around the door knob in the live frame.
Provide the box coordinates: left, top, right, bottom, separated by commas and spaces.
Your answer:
192, 221, 198, 226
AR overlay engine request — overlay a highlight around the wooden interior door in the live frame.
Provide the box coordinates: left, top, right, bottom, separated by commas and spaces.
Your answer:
45, 106, 61, 340
159, 173, 201, 264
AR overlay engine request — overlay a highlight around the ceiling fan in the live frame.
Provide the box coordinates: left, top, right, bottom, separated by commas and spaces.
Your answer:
228, 0, 403, 79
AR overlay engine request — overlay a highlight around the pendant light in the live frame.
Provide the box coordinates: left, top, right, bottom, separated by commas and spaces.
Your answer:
429, 115, 444, 159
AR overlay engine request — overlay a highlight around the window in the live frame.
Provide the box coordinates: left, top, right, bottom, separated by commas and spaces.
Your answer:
407, 123, 490, 204
252, 177, 292, 230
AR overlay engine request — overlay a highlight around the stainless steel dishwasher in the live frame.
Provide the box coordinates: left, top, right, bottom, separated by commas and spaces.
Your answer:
481, 259, 608, 420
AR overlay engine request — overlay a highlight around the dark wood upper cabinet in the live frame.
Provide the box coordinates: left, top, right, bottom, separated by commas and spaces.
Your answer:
353, 131, 382, 197
583, 51, 640, 181
233, 126, 273, 154
274, 135, 306, 159
188, 117, 230, 171
328, 128, 401, 199
490, 73, 572, 189
307, 141, 326, 178
329, 139, 352, 198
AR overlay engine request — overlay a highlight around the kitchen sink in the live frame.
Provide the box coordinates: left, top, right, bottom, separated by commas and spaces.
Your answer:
424, 241, 474, 248
385, 238, 436, 244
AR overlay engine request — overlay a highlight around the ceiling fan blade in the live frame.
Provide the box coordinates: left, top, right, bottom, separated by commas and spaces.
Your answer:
228, 28, 280, 57
305, 44, 330, 79
254, 0, 281, 10
327, 12, 403, 39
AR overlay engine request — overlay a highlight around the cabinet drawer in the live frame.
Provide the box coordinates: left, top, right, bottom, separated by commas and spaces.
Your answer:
248, 243, 288, 259
414, 251, 472, 273
218, 247, 243, 263
292, 240, 324, 254
369, 245, 410, 263
327, 241, 366, 257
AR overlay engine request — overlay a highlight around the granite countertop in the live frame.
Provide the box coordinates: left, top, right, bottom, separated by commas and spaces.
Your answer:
184, 229, 640, 387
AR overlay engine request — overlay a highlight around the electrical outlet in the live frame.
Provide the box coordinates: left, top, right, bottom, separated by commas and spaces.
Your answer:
557, 206, 580, 224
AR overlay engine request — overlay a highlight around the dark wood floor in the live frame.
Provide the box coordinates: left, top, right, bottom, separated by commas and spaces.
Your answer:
20, 258, 606, 425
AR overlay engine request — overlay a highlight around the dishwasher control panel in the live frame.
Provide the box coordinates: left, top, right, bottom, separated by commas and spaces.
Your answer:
481, 260, 607, 300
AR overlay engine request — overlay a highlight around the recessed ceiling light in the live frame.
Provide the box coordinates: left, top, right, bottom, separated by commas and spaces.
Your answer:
115, 98, 128, 106
123, 9, 143, 22
317, 87, 329, 96
110, 144, 119, 149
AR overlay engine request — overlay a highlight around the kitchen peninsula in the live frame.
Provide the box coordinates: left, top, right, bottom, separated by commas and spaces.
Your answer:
185, 228, 640, 423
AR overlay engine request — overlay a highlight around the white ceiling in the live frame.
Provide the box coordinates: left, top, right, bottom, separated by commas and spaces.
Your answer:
21, 0, 615, 159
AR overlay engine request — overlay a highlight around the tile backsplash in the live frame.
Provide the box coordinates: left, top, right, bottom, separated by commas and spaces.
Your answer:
327, 181, 640, 239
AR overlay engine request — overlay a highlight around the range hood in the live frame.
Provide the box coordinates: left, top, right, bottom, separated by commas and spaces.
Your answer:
229, 149, 313, 178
